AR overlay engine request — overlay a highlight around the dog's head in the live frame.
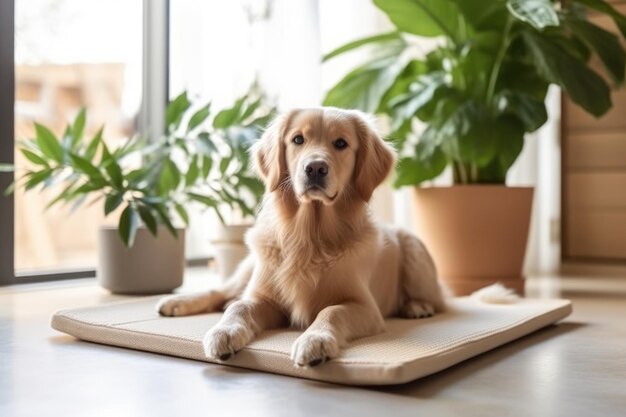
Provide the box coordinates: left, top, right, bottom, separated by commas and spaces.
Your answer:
253, 108, 395, 205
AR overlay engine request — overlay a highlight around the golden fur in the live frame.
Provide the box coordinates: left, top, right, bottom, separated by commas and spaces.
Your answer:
157, 108, 445, 367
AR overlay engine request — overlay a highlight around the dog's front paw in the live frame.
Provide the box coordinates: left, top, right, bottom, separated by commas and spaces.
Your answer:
157, 295, 194, 317
203, 324, 254, 361
291, 331, 340, 368
399, 300, 435, 319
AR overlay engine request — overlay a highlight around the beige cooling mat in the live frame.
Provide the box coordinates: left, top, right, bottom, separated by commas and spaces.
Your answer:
51, 296, 571, 385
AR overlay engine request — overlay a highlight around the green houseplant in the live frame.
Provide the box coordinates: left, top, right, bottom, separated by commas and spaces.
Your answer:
324, 0, 626, 294
3, 90, 272, 293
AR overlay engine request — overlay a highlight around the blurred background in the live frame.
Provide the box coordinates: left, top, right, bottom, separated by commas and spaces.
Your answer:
5, 0, 626, 287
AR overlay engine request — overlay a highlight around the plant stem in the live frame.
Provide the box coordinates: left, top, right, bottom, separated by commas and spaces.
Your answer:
454, 161, 469, 184
470, 163, 478, 183
485, 15, 514, 108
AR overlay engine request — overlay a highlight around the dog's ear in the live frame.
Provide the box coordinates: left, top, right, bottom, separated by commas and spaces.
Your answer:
352, 112, 396, 202
253, 111, 296, 192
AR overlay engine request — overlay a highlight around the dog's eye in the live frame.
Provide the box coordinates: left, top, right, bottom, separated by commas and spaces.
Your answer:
334, 138, 348, 150
293, 135, 305, 145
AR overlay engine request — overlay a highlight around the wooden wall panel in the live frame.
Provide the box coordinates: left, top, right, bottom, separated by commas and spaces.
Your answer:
567, 132, 626, 169
562, 3, 626, 263
567, 173, 626, 208
567, 211, 626, 259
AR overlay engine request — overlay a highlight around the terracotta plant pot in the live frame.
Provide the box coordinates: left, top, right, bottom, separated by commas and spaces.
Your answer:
211, 224, 251, 280
412, 186, 533, 296
98, 226, 185, 294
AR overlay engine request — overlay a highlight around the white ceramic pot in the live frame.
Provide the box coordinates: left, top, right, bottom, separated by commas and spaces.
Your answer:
211, 224, 251, 280
98, 226, 185, 294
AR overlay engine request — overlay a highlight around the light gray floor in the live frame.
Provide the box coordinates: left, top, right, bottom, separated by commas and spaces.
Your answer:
1, 271, 625, 417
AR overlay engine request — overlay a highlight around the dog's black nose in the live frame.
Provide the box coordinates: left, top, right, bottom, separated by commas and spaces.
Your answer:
305, 160, 328, 183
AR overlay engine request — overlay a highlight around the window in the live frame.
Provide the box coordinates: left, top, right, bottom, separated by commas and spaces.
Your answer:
14, 0, 143, 273
0, 0, 168, 285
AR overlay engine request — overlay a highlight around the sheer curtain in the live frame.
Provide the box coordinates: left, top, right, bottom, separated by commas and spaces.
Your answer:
169, 0, 394, 258
508, 87, 562, 276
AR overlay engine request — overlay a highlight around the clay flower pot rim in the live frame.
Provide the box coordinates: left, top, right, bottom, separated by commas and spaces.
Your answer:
210, 223, 254, 244
217, 223, 254, 229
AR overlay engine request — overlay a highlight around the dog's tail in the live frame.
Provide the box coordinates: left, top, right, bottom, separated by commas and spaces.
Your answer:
470, 283, 521, 304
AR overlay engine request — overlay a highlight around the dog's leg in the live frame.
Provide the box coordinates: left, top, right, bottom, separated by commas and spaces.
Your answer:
291, 301, 384, 367
203, 298, 286, 360
157, 254, 254, 317
396, 229, 446, 317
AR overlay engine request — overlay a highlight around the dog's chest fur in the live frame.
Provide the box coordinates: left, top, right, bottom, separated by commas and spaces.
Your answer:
268, 239, 345, 328
249, 197, 375, 328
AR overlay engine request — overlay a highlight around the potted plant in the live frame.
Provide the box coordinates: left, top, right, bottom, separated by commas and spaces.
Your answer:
189, 92, 273, 279
324, 0, 626, 294
3, 90, 271, 293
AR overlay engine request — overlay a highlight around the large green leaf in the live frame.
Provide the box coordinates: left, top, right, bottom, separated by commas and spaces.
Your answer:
69, 153, 103, 180
187, 103, 211, 132
153, 204, 178, 237
34, 123, 63, 162
72, 178, 108, 194
523, 30, 611, 117
21, 149, 48, 166
324, 57, 406, 113
158, 159, 181, 194
373, 0, 462, 39
495, 90, 548, 132
507, 0, 559, 29
415, 85, 464, 123
476, 116, 525, 183
104, 192, 124, 215
393, 129, 447, 187
438, 102, 498, 167
174, 202, 189, 225
389, 72, 447, 131
101, 143, 124, 188
452, 0, 508, 31
185, 154, 200, 186
24, 169, 52, 190
165, 92, 191, 131
84, 127, 103, 160
118, 205, 139, 247
238, 98, 262, 123
71, 108, 87, 148
497, 61, 549, 100
547, 32, 592, 62
138, 206, 158, 236
565, 16, 625, 85
378, 60, 428, 113
323, 32, 404, 62
201, 155, 213, 179
572, 0, 626, 38
213, 97, 245, 129
453, 45, 496, 100
219, 155, 233, 175
188, 192, 219, 208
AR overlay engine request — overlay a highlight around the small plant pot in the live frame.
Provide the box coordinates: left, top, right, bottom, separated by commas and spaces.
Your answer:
412, 186, 533, 296
211, 224, 251, 280
98, 226, 185, 295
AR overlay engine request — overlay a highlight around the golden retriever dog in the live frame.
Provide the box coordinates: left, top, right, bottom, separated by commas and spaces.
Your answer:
157, 108, 445, 367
